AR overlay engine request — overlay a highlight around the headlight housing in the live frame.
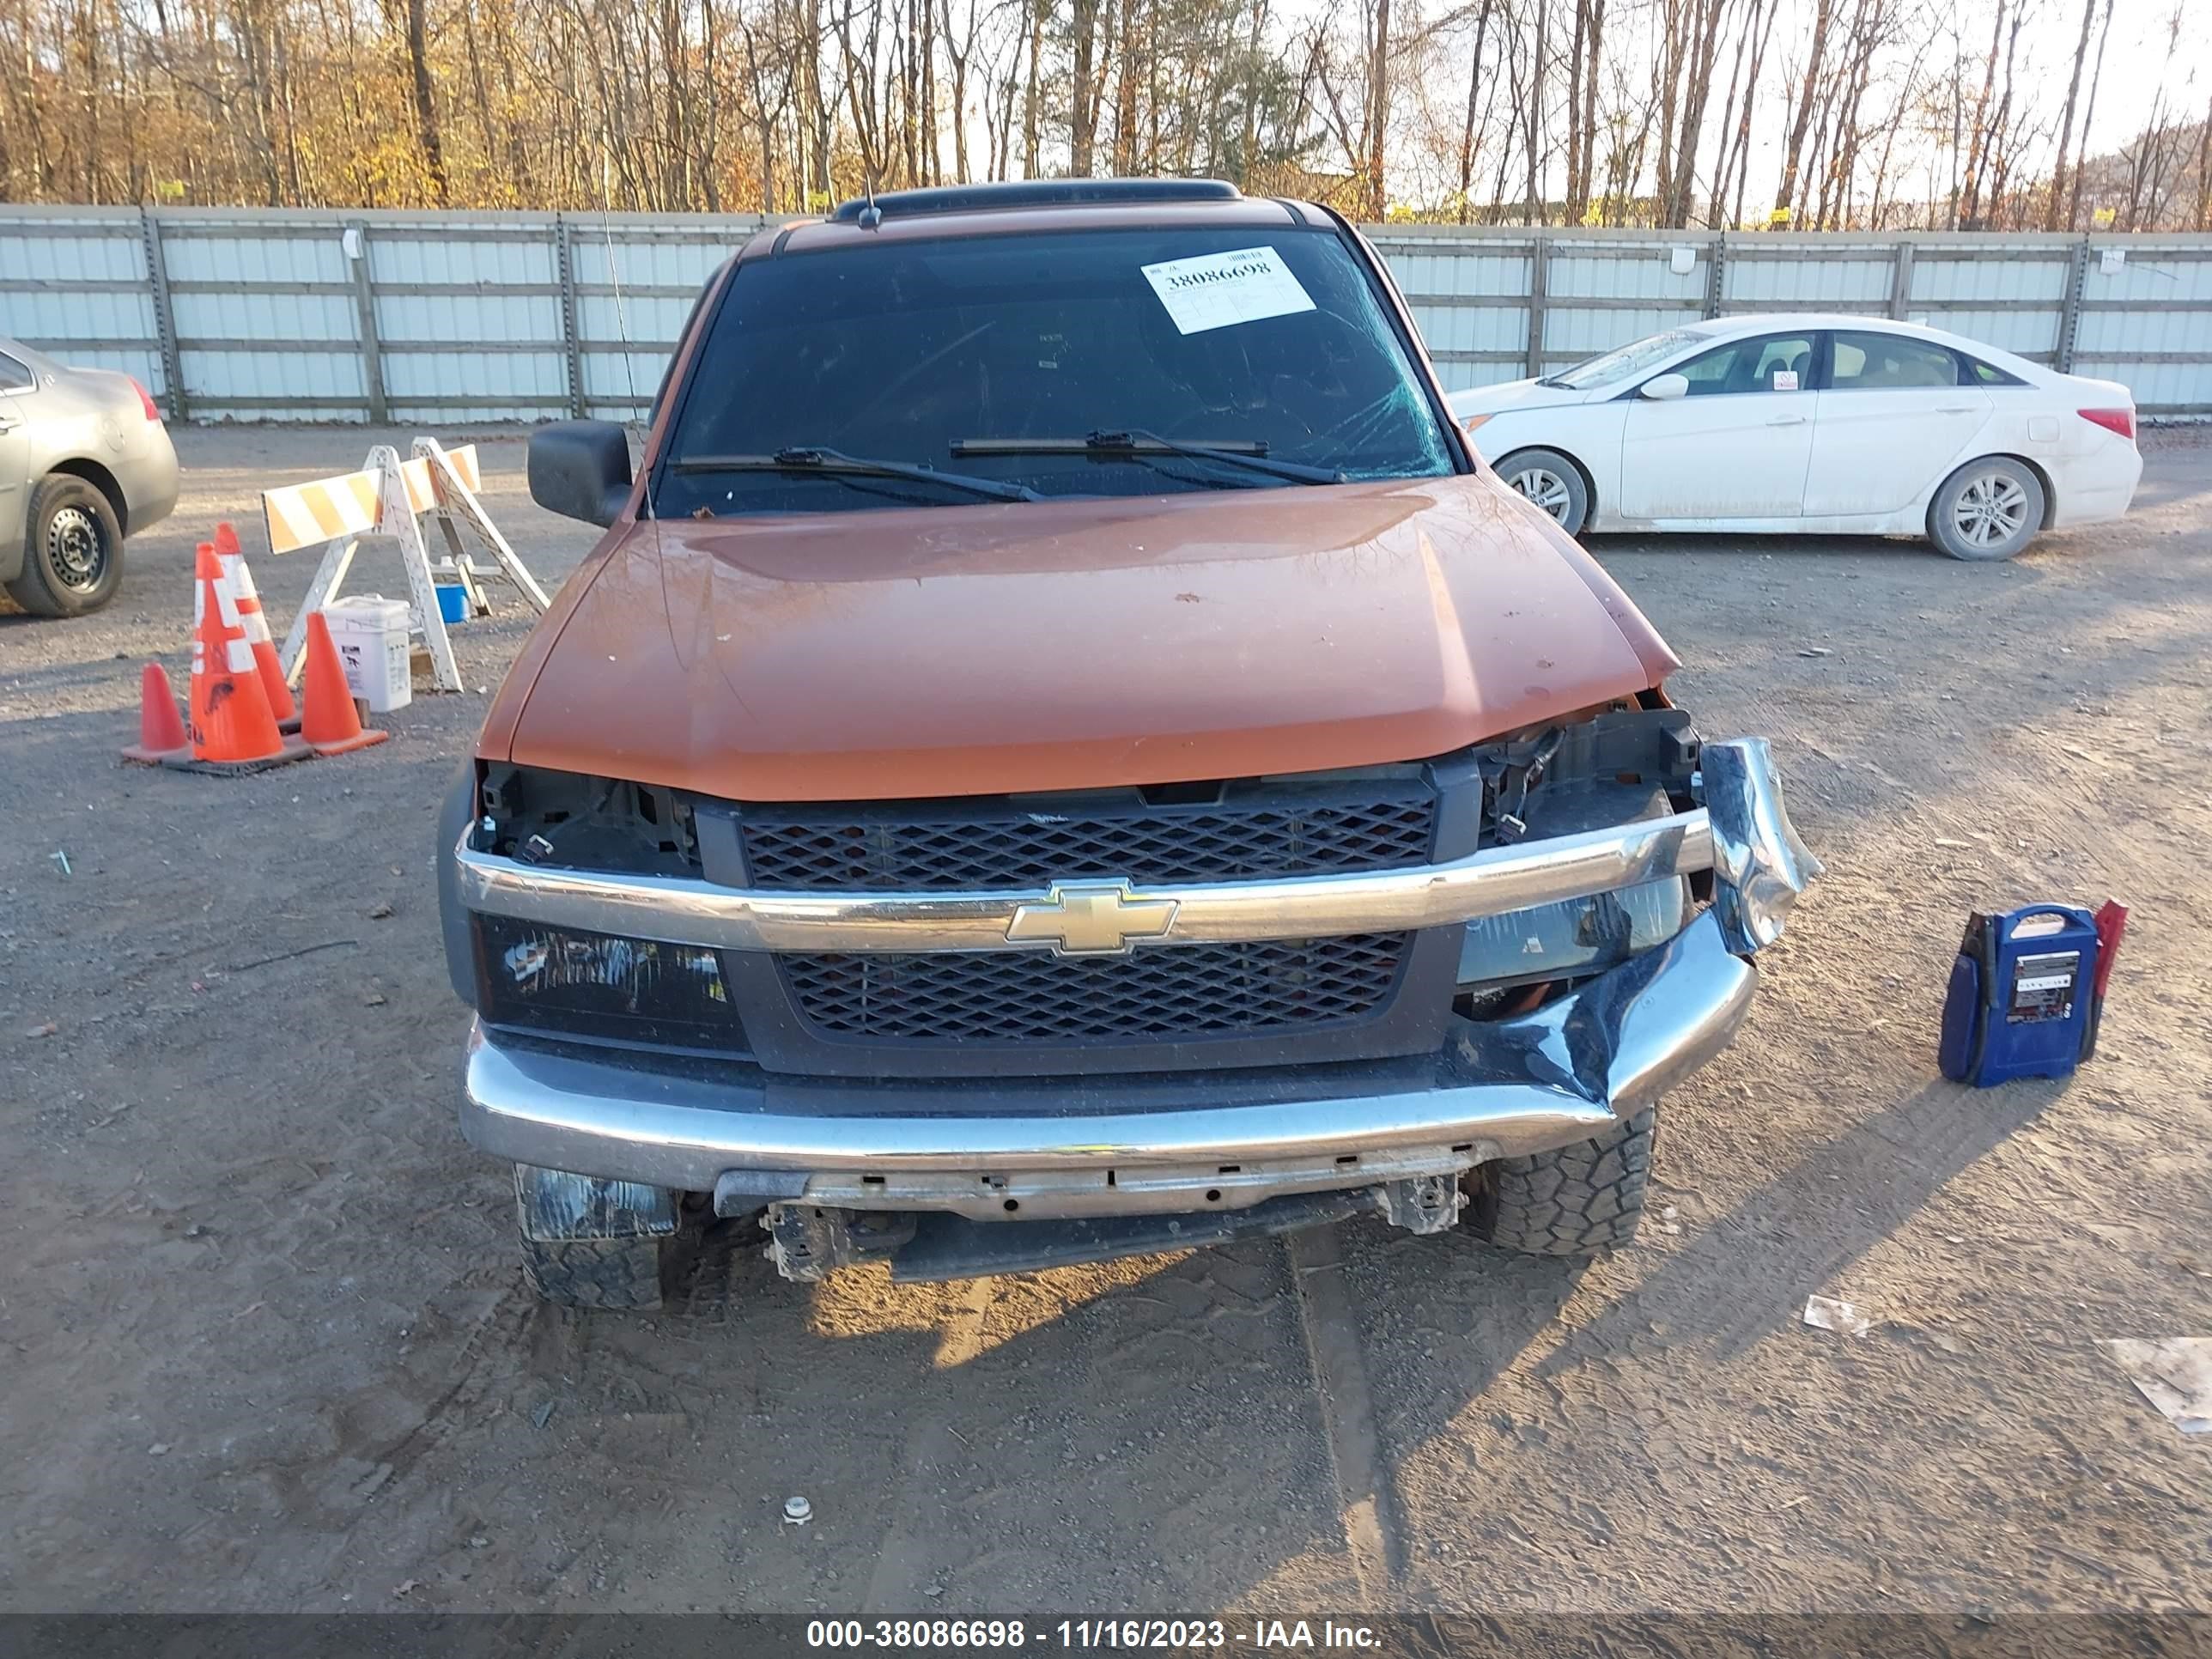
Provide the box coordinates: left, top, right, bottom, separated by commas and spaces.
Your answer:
1455, 876, 1688, 992
1455, 775, 1691, 994
473, 915, 745, 1053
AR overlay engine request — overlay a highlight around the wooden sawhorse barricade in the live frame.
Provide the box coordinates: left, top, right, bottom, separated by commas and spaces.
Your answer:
261, 438, 550, 694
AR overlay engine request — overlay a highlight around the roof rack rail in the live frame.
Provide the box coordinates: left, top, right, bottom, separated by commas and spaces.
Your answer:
828, 179, 1242, 224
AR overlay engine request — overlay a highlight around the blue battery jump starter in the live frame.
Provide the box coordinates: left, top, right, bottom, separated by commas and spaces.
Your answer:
1938, 902, 2128, 1087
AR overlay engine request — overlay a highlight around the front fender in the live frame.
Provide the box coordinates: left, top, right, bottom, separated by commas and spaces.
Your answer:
436, 761, 479, 1006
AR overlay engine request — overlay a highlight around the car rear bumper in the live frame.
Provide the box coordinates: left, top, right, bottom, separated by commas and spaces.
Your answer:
462, 905, 1759, 1217
120, 428, 181, 535
2050, 440, 2143, 528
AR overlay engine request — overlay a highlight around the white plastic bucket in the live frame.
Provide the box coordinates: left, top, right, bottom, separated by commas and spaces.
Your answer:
320, 594, 414, 712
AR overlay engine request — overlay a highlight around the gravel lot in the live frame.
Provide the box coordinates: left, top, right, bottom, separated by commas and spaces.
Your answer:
3, 427, 2209, 1618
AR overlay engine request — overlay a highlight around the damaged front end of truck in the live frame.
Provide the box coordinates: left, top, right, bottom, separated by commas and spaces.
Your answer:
441, 706, 1817, 1296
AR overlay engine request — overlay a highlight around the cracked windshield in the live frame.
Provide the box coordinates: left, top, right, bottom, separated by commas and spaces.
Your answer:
656, 226, 1455, 514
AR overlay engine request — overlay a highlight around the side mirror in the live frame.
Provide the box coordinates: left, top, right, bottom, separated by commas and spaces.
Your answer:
1639, 373, 1690, 402
528, 421, 633, 526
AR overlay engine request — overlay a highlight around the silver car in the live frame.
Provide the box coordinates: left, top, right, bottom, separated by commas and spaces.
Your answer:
1, 337, 180, 616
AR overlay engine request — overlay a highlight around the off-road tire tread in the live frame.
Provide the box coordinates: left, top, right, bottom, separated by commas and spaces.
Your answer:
1470, 1105, 1656, 1256
519, 1235, 666, 1310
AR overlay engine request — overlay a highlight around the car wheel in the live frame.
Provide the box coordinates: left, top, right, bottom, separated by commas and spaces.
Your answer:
513, 1165, 711, 1312
1495, 447, 1589, 536
1462, 1104, 1656, 1256
1929, 458, 2045, 562
8, 474, 125, 617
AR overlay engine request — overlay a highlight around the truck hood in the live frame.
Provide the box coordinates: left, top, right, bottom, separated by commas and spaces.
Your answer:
489, 474, 1676, 802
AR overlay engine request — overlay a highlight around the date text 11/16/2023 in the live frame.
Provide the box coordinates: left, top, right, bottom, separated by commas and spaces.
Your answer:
804, 1619, 1384, 1650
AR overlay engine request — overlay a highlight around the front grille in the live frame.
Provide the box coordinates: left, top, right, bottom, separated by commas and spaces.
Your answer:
738, 782, 1437, 892
781, 934, 1411, 1043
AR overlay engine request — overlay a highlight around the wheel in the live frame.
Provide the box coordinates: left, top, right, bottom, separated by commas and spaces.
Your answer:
7, 474, 125, 617
1493, 447, 1589, 535
514, 1169, 707, 1310
1929, 458, 2045, 562
1464, 1104, 1656, 1256
519, 1234, 672, 1310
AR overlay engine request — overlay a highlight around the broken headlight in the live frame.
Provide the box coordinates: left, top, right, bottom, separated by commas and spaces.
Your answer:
1457, 776, 1689, 994
1455, 876, 1688, 992
473, 915, 745, 1052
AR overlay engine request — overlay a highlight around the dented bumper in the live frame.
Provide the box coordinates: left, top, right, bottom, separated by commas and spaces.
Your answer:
458, 736, 1818, 1241
465, 906, 1759, 1213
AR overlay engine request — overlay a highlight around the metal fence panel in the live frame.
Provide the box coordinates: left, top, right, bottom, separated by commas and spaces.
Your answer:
2086, 245, 2212, 302
1547, 240, 1707, 302
2076, 307, 2212, 355
4, 209, 2211, 418
154, 217, 362, 418
1545, 305, 1704, 356
1899, 243, 2072, 364
1908, 303, 2063, 357
0, 210, 163, 391
1406, 303, 1526, 363
1368, 234, 1535, 387
366, 221, 572, 422
1724, 250, 1894, 306
1910, 253, 2071, 302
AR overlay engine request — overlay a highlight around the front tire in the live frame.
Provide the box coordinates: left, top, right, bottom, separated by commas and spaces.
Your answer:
513, 1166, 704, 1311
1494, 447, 1590, 536
1465, 1104, 1656, 1256
8, 474, 125, 617
1929, 458, 2045, 561
520, 1234, 672, 1310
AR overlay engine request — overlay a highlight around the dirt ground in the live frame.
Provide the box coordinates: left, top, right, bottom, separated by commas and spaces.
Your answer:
2, 427, 2209, 1620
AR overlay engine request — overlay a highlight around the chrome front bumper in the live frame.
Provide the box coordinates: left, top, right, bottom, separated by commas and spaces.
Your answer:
464, 908, 1759, 1218
455, 736, 1818, 1222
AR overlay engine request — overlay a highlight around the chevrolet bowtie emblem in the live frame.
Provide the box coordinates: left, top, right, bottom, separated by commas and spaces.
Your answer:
1006, 880, 1180, 956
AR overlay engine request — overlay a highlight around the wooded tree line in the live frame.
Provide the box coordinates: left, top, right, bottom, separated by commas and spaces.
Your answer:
0, 0, 2205, 228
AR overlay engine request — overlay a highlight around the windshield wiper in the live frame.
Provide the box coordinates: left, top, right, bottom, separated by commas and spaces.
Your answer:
951, 428, 1344, 485
670, 447, 1042, 503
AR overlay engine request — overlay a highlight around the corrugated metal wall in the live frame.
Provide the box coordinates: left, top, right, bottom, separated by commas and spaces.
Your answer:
0, 205, 772, 425
1374, 228, 2212, 414
5, 207, 2209, 419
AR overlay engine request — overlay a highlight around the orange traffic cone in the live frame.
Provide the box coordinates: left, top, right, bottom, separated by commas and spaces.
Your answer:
188, 540, 307, 771
299, 609, 389, 757
119, 661, 191, 764
212, 520, 298, 727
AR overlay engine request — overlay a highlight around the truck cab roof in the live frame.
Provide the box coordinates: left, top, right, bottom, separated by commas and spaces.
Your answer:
758, 179, 1328, 259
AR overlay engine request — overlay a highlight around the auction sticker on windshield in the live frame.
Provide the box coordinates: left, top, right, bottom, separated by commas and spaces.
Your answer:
1140, 246, 1316, 335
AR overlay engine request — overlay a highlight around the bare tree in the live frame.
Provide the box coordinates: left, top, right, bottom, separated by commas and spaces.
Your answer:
2066, 0, 2113, 228
1712, 0, 1778, 225
0, 0, 2196, 236
1522, 0, 1547, 222
2044, 0, 2095, 228
1454, 0, 1495, 222
1771, 0, 1836, 223
1365, 0, 1392, 217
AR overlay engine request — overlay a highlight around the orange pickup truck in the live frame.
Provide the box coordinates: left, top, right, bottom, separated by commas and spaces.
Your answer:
438, 179, 1818, 1309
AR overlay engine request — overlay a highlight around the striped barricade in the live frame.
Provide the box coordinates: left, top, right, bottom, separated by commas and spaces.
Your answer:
261, 445, 485, 555
262, 441, 546, 696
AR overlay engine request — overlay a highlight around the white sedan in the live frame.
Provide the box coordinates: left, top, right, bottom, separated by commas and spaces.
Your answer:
1448, 313, 2142, 560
